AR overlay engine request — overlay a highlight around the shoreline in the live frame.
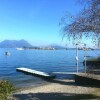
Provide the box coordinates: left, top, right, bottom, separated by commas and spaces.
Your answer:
12, 79, 100, 100
14, 78, 74, 92
15, 80, 51, 93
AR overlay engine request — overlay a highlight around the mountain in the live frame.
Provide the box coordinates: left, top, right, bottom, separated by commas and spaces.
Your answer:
0, 39, 33, 48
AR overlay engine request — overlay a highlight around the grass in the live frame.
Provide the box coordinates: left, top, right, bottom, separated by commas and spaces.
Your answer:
0, 80, 16, 100
93, 88, 100, 97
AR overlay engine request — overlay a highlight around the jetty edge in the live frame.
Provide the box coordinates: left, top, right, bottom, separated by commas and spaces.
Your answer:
16, 67, 56, 80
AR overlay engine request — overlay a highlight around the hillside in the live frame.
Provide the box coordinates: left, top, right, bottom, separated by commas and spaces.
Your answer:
0, 39, 33, 48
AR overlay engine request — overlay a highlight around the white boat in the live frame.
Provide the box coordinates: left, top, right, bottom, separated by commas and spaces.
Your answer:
16, 48, 24, 50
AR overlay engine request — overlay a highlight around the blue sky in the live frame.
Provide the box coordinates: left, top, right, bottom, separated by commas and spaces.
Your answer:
0, 0, 84, 46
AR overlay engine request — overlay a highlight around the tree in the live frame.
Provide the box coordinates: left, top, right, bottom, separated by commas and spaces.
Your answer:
61, 0, 100, 46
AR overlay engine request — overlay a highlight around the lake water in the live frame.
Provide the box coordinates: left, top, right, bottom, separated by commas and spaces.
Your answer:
0, 48, 99, 87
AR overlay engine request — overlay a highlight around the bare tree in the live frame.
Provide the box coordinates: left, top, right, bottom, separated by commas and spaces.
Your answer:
61, 0, 100, 46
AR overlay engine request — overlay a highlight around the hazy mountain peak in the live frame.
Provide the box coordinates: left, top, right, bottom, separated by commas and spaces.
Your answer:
0, 39, 33, 48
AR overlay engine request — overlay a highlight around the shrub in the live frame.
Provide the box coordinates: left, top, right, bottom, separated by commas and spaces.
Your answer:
0, 80, 16, 100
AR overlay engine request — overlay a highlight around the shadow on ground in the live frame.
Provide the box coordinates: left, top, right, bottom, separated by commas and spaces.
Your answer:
12, 74, 100, 100
48, 79, 75, 85
47, 77, 100, 88
13, 92, 100, 100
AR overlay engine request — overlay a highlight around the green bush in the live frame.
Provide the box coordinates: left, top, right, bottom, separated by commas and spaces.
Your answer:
0, 80, 16, 100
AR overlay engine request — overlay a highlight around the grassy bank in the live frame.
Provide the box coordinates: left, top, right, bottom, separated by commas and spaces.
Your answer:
0, 80, 16, 100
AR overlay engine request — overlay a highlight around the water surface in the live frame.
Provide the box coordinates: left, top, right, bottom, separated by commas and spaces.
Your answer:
0, 48, 99, 87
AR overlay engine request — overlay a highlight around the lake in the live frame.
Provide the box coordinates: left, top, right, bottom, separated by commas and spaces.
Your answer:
0, 48, 99, 87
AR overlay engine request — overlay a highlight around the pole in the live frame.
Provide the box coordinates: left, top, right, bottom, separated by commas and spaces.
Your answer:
76, 43, 78, 73
84, 44, 86, 73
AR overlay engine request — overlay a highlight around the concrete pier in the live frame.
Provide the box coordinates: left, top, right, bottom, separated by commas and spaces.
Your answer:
75, 73, 100, 86
16, 67, 55, 79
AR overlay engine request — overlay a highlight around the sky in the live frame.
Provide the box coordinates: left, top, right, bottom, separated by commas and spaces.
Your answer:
0, 0, 84, 47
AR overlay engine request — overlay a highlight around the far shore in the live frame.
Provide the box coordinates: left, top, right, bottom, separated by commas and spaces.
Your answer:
12, 79, 100, 100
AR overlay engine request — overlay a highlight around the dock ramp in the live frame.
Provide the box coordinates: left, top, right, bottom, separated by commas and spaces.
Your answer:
16, 67, 55, 79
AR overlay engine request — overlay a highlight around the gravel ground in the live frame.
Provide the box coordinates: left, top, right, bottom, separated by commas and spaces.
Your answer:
12, 79, 100, 100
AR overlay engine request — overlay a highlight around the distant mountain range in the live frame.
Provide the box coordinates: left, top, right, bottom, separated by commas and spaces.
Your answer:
0, 39, 32, 48
0, 39, 66, 49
